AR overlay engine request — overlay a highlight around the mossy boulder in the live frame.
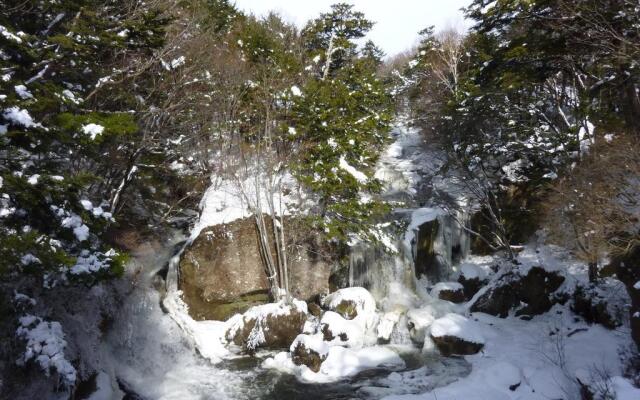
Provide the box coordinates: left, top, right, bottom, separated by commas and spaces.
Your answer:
179, 217, 332, 321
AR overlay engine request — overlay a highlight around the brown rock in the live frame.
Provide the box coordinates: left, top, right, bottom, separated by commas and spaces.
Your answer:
437, 288, 466, 304
431, 335, 484, 356
291, 342, 327, 373
226, 303, 307, 351
179, 217, 332, 321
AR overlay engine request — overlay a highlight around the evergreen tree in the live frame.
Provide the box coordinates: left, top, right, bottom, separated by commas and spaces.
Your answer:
292, 5, 392, 242
0, 0, 170, 282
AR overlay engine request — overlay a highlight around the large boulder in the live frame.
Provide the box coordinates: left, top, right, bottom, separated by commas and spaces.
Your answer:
225, 300, 307, 352
430, 314, 485, 356
471, 266, 565, 317
179, 217, 332, 321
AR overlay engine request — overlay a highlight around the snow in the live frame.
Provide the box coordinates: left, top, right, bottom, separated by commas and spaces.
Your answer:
14, 84, 33, 99
263, 346, 404, 383
339, 156, 368, 183
459, 257, 492, 280
27, 174, 39, 185
321, 311, 366, 348
611, 376, 640, 400
194, 171, 299, 237
86, 371, 113, 400
162, 56, 186, 70
61, 213, 90, 241
3, 106, 41, 128
291, 333, 329, 357
21, 253, 41, 266
0, 24, 22, 43
82, 123, 104, 140
162, 290, 231, 364
406, 302, 459, 344
377, 310, 403, 342
403, 207, 444, 250
322, 287, 377, 329
80, 199, 93, 210
430, 282, 463, 298
290, 85, 302, 96
634, 280, 640, 290
14, 292, 37, 306
16, 315, 77, 387
69, 250, 116, 275
430, 313, 485, 345
225, 299, 308, 350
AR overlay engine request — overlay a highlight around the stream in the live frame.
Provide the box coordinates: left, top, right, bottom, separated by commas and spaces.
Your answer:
100, 121, 473, 400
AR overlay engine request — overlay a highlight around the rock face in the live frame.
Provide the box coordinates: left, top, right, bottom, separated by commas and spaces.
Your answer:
179, 217, 332, 321
471, 267, 565, 317
225, 300, 307, 352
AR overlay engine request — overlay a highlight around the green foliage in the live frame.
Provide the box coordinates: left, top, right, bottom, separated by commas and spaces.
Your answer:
0, 0, 171, 286
291, 5, 393, 242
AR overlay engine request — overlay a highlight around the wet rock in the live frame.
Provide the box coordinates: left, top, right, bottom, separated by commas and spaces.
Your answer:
470, 266, 565, 317
225, 300, 307, 352
179, 217, 332, 321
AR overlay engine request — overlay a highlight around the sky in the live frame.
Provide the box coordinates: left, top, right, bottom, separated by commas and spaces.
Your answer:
232, 0, 472, 57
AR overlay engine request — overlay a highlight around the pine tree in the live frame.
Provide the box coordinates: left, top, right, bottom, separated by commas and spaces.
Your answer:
0, 0, 169, 282
291, 5, 392, 242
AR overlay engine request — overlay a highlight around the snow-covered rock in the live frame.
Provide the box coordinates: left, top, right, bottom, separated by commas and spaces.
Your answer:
406, 302, 458, 344
225, 299, 308, 351
290, 334, 329, 372
320, 311, 366, 348
322, 287, 377, 327
431, 282, 465, 303
430, 313, 485, 356
263, 345, 404, 383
